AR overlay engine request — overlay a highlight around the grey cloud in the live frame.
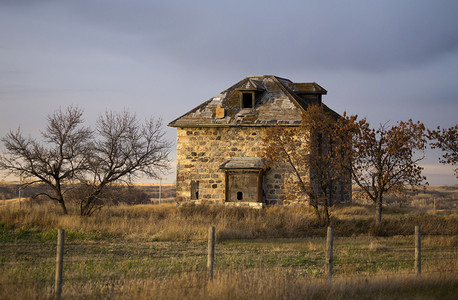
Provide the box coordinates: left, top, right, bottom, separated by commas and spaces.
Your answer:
0, 0, 457, 186
161, 1, 458, 73
8, 0, 455, 74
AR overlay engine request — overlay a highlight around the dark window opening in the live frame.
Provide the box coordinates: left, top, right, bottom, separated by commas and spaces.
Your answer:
317, 133, 323, 154
242, 93, 253, 108
191, 180, 199, 200
340, 182, 345, 203
237, 191, 243, 200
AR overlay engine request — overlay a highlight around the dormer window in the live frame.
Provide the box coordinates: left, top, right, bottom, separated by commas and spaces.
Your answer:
241, 92, 254, 109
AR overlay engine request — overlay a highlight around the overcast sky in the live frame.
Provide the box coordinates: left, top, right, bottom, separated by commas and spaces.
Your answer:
1, 0, 457, 185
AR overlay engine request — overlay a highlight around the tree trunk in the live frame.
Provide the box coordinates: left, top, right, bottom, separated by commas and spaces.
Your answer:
310, 200, 322, 224
81, 195, 95, 216
375, 198, 382, 226
59, 200, 68, 215
80, 187, 103, 216
324, 205, 330, 226
54, 184, 68, 215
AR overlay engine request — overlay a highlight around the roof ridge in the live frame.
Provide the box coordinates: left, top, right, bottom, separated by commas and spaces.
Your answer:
272, 75, 293, 82
271, 76, 310, 112
245, 75, 293, 82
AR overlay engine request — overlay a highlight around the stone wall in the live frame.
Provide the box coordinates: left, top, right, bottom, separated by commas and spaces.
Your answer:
175, 126, 352, 205
176, 126, 292, 205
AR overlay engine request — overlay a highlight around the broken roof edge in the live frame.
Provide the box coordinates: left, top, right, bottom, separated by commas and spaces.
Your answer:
168, 123, 303, 128
167, 76, 251, 127
168, 107, 342, 128
167, 98, 213, 128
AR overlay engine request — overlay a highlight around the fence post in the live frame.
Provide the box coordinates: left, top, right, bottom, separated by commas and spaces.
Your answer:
55, 229, 65, 300
415, 225, 421, 276
207, 226, 215, 280
326, 226, 334, 283
18, 173, 22, 208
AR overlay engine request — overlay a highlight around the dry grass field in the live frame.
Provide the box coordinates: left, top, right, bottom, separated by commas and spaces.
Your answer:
0, 185, 457, 299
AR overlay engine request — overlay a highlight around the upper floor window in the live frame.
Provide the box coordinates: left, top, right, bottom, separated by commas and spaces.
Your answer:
241, 92, 254, 109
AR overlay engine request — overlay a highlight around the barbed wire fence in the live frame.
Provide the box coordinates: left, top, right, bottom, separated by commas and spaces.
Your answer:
1, 225, 457, 298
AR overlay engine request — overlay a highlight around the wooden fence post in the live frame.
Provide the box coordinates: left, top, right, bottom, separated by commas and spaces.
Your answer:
326, 226, 334, 283
415, 225, 421, 276
207, 226, 215, 280
55, 229, 65, 300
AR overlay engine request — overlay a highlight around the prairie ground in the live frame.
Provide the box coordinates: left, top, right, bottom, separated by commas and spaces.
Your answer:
0, 185, 457, 299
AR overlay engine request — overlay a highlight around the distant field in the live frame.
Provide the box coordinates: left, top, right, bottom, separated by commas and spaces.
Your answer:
0, 181, 177, 205
352, 185, 457, 210
1, 182, 456, 208
133, 183, 176, 187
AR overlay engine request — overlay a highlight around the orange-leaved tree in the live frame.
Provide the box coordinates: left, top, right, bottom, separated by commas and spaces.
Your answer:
343, 116, 428, 226
263, 104, 350, 226
427, 124, 457, 178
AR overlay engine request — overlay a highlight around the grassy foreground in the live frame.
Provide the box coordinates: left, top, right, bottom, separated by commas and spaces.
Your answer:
0, 202, 457, 299
1, 269, 457, 299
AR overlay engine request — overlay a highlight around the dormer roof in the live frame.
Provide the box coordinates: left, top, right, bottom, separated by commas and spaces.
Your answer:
235, 78, 265, 91
291, 82, 327, 94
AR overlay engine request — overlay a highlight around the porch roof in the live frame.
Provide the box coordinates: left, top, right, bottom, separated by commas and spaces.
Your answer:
219, 157, 266, 170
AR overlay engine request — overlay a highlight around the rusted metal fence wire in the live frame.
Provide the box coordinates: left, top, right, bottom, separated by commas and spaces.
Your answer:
1, 225, 457, 298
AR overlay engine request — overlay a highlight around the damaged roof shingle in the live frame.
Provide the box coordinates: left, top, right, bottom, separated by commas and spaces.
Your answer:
168, 75, 337, 128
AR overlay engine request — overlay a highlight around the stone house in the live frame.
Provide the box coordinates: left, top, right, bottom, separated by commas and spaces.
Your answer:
168, 75, 351, 207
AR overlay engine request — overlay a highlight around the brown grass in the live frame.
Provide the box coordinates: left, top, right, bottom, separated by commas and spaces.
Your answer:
1, 199, 457, 299
1, 201, 457, 241
0, 269, 456, 300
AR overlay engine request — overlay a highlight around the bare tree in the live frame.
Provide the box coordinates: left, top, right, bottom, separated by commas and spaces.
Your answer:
263, 105, 349, 226
0, 107, 171, 216
428, 124, 457, 178
0, 107, 91, 214
79, 111, 171, 216
343, 117, 428, 226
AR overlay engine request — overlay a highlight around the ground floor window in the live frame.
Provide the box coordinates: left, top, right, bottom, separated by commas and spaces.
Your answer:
225, 171, 262, 202
191, 180, 199, 200
220, 157, 266, 203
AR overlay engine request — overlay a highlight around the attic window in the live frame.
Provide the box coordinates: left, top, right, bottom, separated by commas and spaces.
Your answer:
241, 92, 254, 109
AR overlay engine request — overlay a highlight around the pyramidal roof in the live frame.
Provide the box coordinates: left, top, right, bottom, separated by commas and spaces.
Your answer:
168, 75, 336, 128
